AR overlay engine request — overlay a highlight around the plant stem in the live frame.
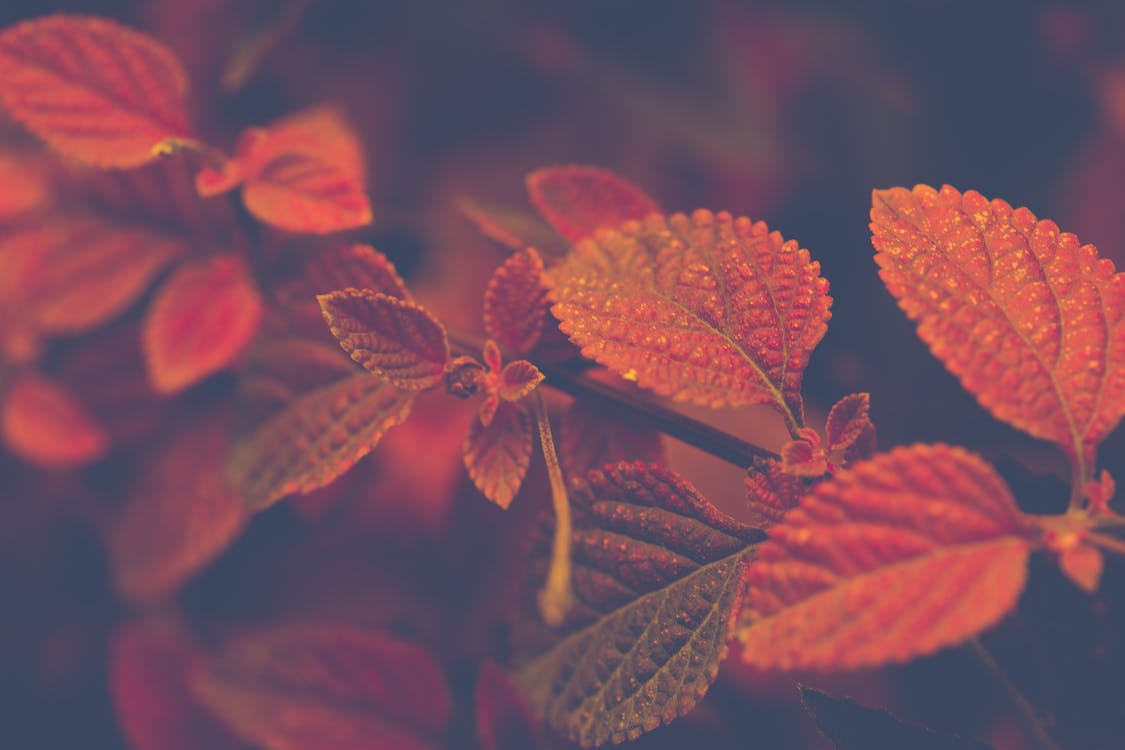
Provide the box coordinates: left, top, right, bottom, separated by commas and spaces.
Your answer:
966, 639, 1061, 750
532, 389, 574, 626
1087, 531, 1125, 557
446, 331, 778, 468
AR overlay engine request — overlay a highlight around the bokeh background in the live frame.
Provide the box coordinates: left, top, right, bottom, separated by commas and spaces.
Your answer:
2, 1, 1125, 748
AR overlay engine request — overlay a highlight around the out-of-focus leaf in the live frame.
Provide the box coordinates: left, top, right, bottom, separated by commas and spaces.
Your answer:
526, 165, 659, 242
110, 619, 244, 750
1, 370, 108, 468
457, 196, 569, 257
548, 210, 831, 430
474, 661, 550, 750
463, 400, 533, 509
109, 410, 248, 601
0, 14, 191, 168
318, 290, 449, 391
740, 444, 1032, 671
799, 686, 995, 750
780, 429, 827, 477
194, 623, 452, 750
871, 185, 1125, 467
1058, 543, 1103, 593
556, 395, 665, 481
143, 254, 263, 394
228, 373, 413, 510
514, 462, 763, 747
484, 248, 549, 355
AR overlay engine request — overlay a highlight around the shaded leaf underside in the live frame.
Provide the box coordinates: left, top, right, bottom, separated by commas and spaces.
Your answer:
514, 462, 763, 747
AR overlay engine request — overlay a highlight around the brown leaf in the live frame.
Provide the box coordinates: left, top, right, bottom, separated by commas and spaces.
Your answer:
526, 165, 660, 242
548, 210, 832, 430
463, 400, 534, 509
1059, 543, 1103, 593
484, 248, 549, 355
744, 457, 810, 529
825, 392, 872, 454
0, 15, 191, 167
144, 255, 263, 393
318, 290, 449, 391
194, 623, 452, 750
556, 395, 665, 481
1, 370, 108, 468
456, 196, 569, 256
741, 444, 1033, 671
497, 360, 544, 402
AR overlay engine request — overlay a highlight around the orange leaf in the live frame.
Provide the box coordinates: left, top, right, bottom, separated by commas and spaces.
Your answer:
1058, 543, 1104, 593
484, 248, 549, 356
206, 107, 371, 233
740, 444, 1033, 671
548, 210, 832, 428
109, 411, 248, 602
110, 619, 243, 750
194, 623, 452, 750
0, 15, 190, 168
464, 400, 534, 509
228, 373, 414, 510
318, 290, 449, 391
0, 149, 54, 221
1, 370, 108, 468
825, 392, 872, 453
497, 360, 544, 402
526, 165, 659, 242
744, 457, 810, 529
33, 214, 188, 334
871, 185, 1125, 469
144, 255, 263, 394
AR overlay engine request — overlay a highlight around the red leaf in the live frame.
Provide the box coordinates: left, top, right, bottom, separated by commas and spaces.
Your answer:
779, 434, 827, 477
0, 15, 190, 168
556, 395, 665, 480
0, 149, 54, 221
526, 165, 660, 242
871, 185, 1125, 468
484, 248, 549, 355
463, 400, 534, 509
474, 662, 550, 750
548, 210, 832, 428
1, 370, 108, 468
110, 619, 243, 750
203, 106, 372, 233
318, 290, 450, 390
497, 360, 544, 402
740, 444, 1033, 671
194, 623, 453, 750
109, 410, 248, 601
1059, 543, 1103, 593
744, 458, 810, 529
825, 392, 872, 453
228, 373, 414, 510
144, 255, 263, 394
456, 196, 569, 257
32, 214, 188, 334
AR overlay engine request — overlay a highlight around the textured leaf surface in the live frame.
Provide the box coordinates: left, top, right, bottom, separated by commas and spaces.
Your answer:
799, 686, 995, 750
110, 619, 243, 750
871, 185, 1125, 466
228, 373, 413, 509
144, 255, 263, 393
318, 290, 449, 390
741, 444, 1032, 671
463, 401, 533, 509
0, 15, 190, 167
484, 248, 549, 355
195, 623, 452, 750
825, 392, 872, 453
548, 210, 831, 426
110, 411, 248, 601
474, 662, 550, 750
1, 370, 108, 468
526, 165, 659, 242
744, 457, 809, 530
497, 360, 544, 402
514, 462, 763, 747
33, 214, 188, 333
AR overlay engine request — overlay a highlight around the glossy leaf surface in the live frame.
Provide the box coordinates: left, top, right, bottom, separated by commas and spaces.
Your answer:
514, 462, 763, 746
548, 210, 831, 427
741, 444, 1032, 670
0, 15, 190, 167
195, 623, 452, 750
526, 165, 659, 242
144, 255, 263, 393
228, 373, 413, 509
871, 185, 1125, 466
484, 248, 549, 355
463, 400, 533, 509
318, 290, 449, 390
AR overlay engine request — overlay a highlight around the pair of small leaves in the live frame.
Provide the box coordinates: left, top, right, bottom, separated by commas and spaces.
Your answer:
779, 392, 875, 476
197, 106, 373, 234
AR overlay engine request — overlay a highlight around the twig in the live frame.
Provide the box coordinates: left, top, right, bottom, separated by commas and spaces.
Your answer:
532, 389, 573, 626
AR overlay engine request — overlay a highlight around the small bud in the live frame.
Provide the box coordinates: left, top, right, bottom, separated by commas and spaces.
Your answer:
443, 356, 487, 399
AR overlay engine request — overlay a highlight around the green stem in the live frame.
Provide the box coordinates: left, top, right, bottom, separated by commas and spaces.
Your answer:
532, 389, 574, 626
967, 639, 1061, 750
